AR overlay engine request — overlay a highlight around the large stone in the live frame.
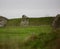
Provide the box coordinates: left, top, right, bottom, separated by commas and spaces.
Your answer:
0, 16, 8, 27
52, 14, 60, 29
20, 15, 29, 26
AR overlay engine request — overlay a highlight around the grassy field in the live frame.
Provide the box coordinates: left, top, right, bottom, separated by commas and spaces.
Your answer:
0, 25, 58, 49
0, 17, 59, 49
7, 17, 53, 26
0, 25, 52, 41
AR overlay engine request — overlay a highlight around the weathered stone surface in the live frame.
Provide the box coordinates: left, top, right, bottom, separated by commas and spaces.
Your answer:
20, 15, 29, 26
52, 14, 60, 29
0, 16, 8, 27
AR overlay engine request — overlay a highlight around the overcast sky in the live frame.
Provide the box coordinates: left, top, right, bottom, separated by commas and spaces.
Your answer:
0, 0, 60, 19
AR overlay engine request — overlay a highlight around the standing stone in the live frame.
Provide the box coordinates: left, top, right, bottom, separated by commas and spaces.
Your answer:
20, 15, 29, 26
52, 14, 60, 29
0, 16, 8, 27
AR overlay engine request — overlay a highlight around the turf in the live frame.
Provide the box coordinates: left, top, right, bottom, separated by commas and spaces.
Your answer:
7, 17, 53, 26
0, 25, 52, 41
0, 17, 59, 49
0, 25, 53, 49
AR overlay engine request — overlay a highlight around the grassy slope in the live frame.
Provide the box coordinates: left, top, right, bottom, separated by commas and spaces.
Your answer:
29, 17, 53, 25
0, 25, 52, 49
0, 17, 59, 49
0, 25, 52, 41
6, 17, 53, 26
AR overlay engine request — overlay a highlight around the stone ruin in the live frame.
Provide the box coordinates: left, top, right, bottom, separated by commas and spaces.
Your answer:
1, 14, 60, 28
20, 15, 29, 26
0, 16, 8, 27
52, 14, 60, 29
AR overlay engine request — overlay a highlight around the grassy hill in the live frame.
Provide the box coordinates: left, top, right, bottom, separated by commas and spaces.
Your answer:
6, 17, 53, 26
0, 17, 60, 49
0, 25, 53, 49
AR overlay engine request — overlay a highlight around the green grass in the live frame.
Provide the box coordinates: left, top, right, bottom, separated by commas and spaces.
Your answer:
0, 25, 52, 40
0, 17, 58, 49
6, 17, 53, 26
0, 25, 53, 49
